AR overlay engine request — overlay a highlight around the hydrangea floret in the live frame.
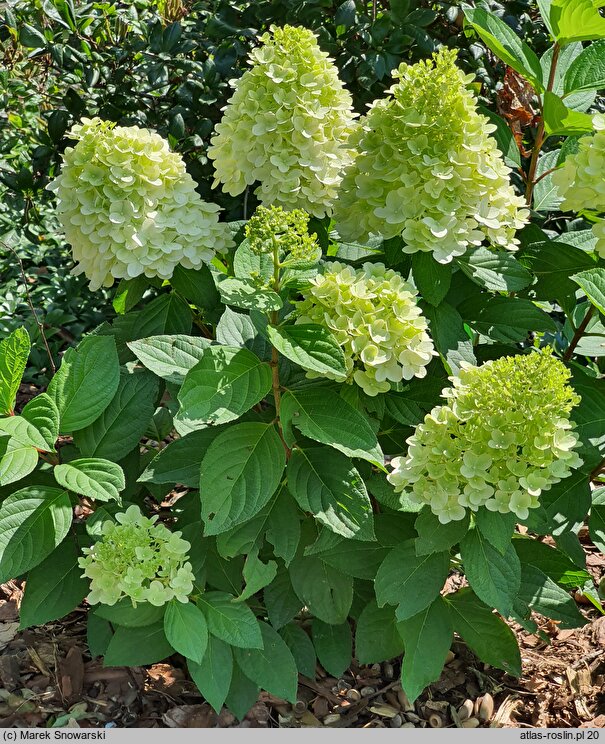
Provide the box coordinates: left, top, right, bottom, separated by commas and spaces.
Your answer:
294, 261, 435, 396
333, 49, 529, 263
387, 352, 583, 524
552, 114, 605, 258
245, 205, 321, 265
48, 117, 232, 290
208, 25, 357, 218
79, 505, 195, 606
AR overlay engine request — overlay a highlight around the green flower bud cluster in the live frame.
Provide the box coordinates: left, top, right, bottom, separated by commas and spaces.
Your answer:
245, 205, 320, 263
208, 25, 357, 218
294, 261, 435, 396
552, 114, 605, 258
388, 353, 583, 524
333, 49, 528, 263
48, 117, 232, 290
79, 505, 195, 606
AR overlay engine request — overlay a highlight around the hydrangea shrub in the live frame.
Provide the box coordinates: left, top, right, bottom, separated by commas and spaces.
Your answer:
48, 118, 232, 290
208, 25, 357, 217
333, 49, 529, 262
1, 5, 605, 726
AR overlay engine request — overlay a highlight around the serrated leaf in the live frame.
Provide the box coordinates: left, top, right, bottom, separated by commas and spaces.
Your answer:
280, 389, 383, 467
136, 293, 192, 336
267, 324, 347, 380
446, 588, 521, 676
411, 253, 451, 306
74, 369, 159, 462
176, 346, 272, 429
87, 614, 113, 659
112, 276, 148, 315
458, 295, 557, 343
460, 528, 521, 617
216, 307, 270, 359
104, 622, 173, 666
480, 107, 521, 168
513, 536, 592, 589
398, 597, 453, 703
0, 486, 72, 583
0, 437, 38, 486
474, 509, 516, 554
94, 599, 165, 628
164, 600, 208, 664
188, 636, 233, 714
355, 600, 405, 665
287, 447, 374, 540
415, 508, 470, 556
266, 487, 301, 566
225, 663, 260, 721
289, 553, 353, 625
128, 335, 211, 385
456, 247, 532, 292
589, 487, 605, 553
234, 621, 298, 702
375, 540, 450, 620
54, 458, 124, 503
21, 394, 59, 451
540, 469, 591, 536
0, 415, 49, 451
571, 268, 605, 316
422, 302, 475, 375
139, 429, 224, 488
217, 276, 282, 312
0, 328, 30, 415
236, 549, 277, 602
233, 239, 273, 283
47, 336, 120, 433
264, 567, 303, 630
550, 0, 605, 45
312, 619, 352, 677
279, 623, 316, 677
20, 537, 88, 628
199, 423, 285, 536
543, 91, 594, 136
198, 591, 263, 649
170, 264, 220, 312
565, 40, 605, 94
519, 564, 586, 628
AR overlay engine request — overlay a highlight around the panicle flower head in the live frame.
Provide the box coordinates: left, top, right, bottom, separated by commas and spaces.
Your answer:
48, 117, 232, 290
208, 25, 357, 217
294, 261, 435, 396
333, 49, 528, 263
78, 505, 195, 606
245, 205, 321, 263
553, 114, 605, 259
388, 352, 583, 524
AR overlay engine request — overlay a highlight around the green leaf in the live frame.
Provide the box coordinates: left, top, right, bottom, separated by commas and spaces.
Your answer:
188, 636, 233, 714
266, 488, 301, 566
384, 377, 444, 427
312, 619, 352, 677
474, 509, 516, 554
264, 567, 303, 630
170, 264, 220, 312
375, 540, 450, 620
0, 436, 37, 486
267, 324, 347, 380
287, 447, 374, 540
225, 663, 260, 721
589, 487, 605, 553
54, 458, 124, 503
280, 389, 383, 467
513, 536, 592, 589
479, 107, 522, 168
463, 6, 544, 91
104, 622, 173, 666
446, 588, 521, 676
279, 623, 316, 677
128, 335, 211, 385
136, 293, 192, 336
543, 91, 594, 136
411, 253, 451, 306
422, 302, 475, 374
216, 307, 269, 359
234, 621, 298, 702
74, 369, 159, 462
236, 549, 278, 602
47, 336, 120, 433
519, 564, 586, 628
94, 600, 165, 628
0, 328, 30, 415
87, 614, 113, 658
460, 528, 521, 617
217, 276, 282, 312
175, 346, 272, 429
112, 276, 148, 315
21, 394, 59, 451
415, 508, 470, 556
20, 537, 88, 628
456, 247, 532, 292
355, 600, 405, 665
550, 0, 605, 45
540, 470, 591, 535
565, 40, 605, 94
458, 296, 557, 343
233, 239, 274, 284
164, 600, 209, 664
289, 553, 353, 625
0, 415, 50, 451
199, 423, 286, 535
139, 429, 223, 489
533, 150, 564, 212
0, 486, 72, 583
198, 591, 263, 649
398, 597, 453, 703
572, 268, 605, 316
